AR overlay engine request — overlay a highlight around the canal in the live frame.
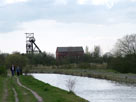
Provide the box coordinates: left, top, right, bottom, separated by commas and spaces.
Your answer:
32, 74, 136, 102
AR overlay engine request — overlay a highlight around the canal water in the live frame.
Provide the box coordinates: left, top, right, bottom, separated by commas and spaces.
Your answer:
32, 74, 136, 102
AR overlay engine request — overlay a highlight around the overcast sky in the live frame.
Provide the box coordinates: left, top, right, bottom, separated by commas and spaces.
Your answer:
0, 0, 136, 54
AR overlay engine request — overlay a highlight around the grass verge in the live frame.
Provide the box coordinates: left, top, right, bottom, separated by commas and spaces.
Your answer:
0, 76, 38, 102
0, 77, 15, 102
6, 77, 15, 102
0, 77, 4, 101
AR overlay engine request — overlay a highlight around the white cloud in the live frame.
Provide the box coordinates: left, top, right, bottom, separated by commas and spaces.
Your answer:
91, 0, 108, 5
0, 0, 136, 33
77, 0, 88, 5
131, 0, 136, 2
54, 0, 67, 5
4, 0, 28, 4
77, 0, 119, 8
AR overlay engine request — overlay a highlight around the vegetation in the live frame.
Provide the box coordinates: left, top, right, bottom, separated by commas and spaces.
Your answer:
0, 76, 87, 102
30, 66, 136, 84
109, 34, 136, 73
0, 77, 38, 102
25, 52, 56, 66
11, 77, 37, 102
66, 78, 76, 93
5, 53, 28, 69
19, 76, 88, 102
0, 77, 4, 101
109, 55, 136, 73
0, 34, 136, 83
0, 35, 136, 74
0, 77, 15, 102
0, 34, 136, 102
0, 66, 7, 77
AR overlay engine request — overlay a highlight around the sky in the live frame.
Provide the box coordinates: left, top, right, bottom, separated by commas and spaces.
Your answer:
0, 0, 136, 54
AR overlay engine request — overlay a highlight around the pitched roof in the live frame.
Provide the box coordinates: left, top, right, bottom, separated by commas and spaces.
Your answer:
57, 47, 84, 52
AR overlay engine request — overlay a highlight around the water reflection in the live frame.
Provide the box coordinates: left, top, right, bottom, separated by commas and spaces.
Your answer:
32, 74, 136, 102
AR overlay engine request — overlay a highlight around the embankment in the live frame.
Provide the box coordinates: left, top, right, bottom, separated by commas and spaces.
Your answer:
28, 66, 136, 84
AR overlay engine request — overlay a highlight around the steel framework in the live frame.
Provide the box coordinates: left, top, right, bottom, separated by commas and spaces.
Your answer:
25, 33, 42, 54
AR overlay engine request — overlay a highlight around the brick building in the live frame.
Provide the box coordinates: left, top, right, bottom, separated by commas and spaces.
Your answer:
56, 47, 84, 60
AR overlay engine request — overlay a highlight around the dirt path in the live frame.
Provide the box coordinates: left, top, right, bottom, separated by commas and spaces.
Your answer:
16, 77, 43, 102
12, 88, 19, 102
2, 79, 8, 102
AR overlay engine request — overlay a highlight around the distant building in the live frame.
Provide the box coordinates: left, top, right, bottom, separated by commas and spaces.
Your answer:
56, 47, 84, 60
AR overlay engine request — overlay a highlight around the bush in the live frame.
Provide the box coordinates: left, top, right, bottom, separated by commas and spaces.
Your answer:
0, 66, 7, 76
5, 53, 28, 69
23, 65, 32, 75
109, 55, 136, 73
78, 63, 91, 69
66, 78, 76, 93
78, 63, 107, 69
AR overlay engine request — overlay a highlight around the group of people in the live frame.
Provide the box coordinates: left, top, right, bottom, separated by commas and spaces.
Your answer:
10, 64, 22, 76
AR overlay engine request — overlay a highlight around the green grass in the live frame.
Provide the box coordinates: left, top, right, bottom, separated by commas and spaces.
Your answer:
11, 77, 37, 102
0, 75, 88, 102
6, 78, 15, 102
0, 76, 39, 102
19, 75, 88, 102
0, 77, 15, 102
0, 77, 4, 101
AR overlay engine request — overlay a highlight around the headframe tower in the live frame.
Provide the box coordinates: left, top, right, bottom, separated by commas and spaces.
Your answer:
25, 33, 42, 54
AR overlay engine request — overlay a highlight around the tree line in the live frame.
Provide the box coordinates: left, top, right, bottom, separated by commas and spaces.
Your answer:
0, 34, 136, 75
82, 34, 136, 73
109, 34, 136, 73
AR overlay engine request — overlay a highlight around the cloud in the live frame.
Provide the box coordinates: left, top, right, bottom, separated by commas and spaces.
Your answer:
77, 0, 87, 5
0, 0, 136, 33
54, 0, 67, 5
131, 0, 136, 2
92, 0, 114, 8
4, 0, 28, 4
1, 19, 136, 53
77, 0, 119, 8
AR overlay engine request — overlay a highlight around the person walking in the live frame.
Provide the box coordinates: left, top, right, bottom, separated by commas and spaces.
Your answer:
16, 66, 20, 76
10, 64, 15, 76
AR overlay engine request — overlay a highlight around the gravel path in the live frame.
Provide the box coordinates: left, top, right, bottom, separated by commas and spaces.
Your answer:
16, 77, 43, 102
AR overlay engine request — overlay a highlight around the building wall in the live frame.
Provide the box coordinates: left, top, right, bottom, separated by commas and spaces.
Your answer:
56, 51, 84, 60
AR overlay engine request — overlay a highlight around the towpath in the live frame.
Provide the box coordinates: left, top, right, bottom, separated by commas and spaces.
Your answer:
16, 77, 43, 102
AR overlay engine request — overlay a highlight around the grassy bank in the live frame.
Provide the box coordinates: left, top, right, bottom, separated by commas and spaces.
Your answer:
19, 76, 88, 102
28, 65, 136, 84
0, 77, 15, 102
0, 77, 4, 101
0, 77, 38, 102
11, 77, 38, 102
0, 75, 88, 102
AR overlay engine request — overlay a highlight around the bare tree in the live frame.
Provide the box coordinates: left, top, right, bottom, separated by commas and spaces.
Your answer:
114, 34, 136, 56
85, 46, 90, 54
93, 46, 101, 57
66, 78, 76, 93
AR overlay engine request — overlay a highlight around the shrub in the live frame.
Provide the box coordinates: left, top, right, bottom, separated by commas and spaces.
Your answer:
0, 66, 7, 76
66, 78, 76, 93
23, 65, 32, 75
109, 55, 136, 73
78, 63, 90, 69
